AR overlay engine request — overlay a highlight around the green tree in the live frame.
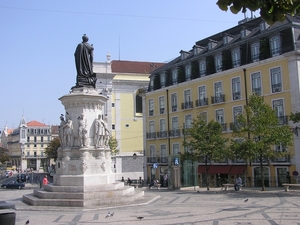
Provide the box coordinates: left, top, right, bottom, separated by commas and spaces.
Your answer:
230, 95, 293, 191
0, 147, 10, 166
216, 0, 300, 25
108, 135, 119, 156
44, 137, 60, 162
182, 114, 229, 190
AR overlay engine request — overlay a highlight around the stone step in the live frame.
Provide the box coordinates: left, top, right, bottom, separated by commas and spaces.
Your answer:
23, 189, 144, 207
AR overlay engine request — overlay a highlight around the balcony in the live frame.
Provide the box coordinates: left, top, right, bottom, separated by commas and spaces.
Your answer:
146, 132, 156, 140
181, 101, 193, 110
195, 98, 208, 107
172, 105, 177, 112
220, 123, 227, 132
251, 53, 259, 62
160, 108, 165, 114
232, 92, 241, 100
149, 110, 154, 116
169, 129, 181, 137
230, 122, 245, 131
252, 87, 262, 95
272, 83, 282, 93
271, 47, 281, 56
232, 59, 241, 68
277, 116, 289, 125
156, 131, 167, 139
211, 94, 225, 104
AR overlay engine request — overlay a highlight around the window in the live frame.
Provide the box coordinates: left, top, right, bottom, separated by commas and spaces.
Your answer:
149, 77, 154, 91
21, 130, 25, 139
216, 109, 224, 125
112, 124, 115, 130
199, 59, 206, 77
34, 129, 37, 134
149, 99, 154, 116
213, 82, 223, 103
270, 67, 282, 93
27, 152, 30, 156
159, 96, 165, 114
251, 72, 262, 95
150, 145, 156, 162
160, 72, 166, 88
232, 77, 241, 100
233, 106, 242, 127
223, 36, 228, 45
172, 117, 179, 133
185, 64, 191, 81
197, 86, 207, 107
199, 111, 207, 123
240, 29, 246, 39
40, 129, 43, 134
183, 89, 192, 109
27, 137, 30, 142
270, 35, 281, 56
112, 103, 115, 107
251, 42, 260, 62
260, 22, 269, 32
172, 68, 178, 85
172, 143, 180, 155
185, 114, 192, 129
273, 99, 285, 125
171, 93, 177, 112
149, 121, 155, 133
160, 144, 167, 163
231, 48, 241, 67
41, 137, 44, 142
136, 95, 142, 113
159, 119, 166, 138
215, 54, 222, 72
34, 136, 37, 142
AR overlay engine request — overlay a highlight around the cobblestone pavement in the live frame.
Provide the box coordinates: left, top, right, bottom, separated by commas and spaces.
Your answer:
1, 186, 300, 225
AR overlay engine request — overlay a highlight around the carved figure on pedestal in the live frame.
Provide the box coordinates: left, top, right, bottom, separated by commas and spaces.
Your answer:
94, 114, 105, 148
103, 116, 110, 146
74, 34, 96, 88
63, 112, 73, 147
78, 113, 88, 147
59, 114, 65, 146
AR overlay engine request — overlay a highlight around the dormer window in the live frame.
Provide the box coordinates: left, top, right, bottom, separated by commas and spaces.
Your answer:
160, 72, 166, 88
185, 64, 191, 81
260, 22, 269, 32
208, 40, 217, 50
180, 50, 190, 60
241, 29, 246, 39
223, 35, 233, 45
193, 45, 204, 55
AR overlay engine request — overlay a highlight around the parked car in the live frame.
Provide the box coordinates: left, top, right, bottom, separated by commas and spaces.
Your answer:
5, 171, 13, 178
17, 174, 28, 183
1, 181, 25, 189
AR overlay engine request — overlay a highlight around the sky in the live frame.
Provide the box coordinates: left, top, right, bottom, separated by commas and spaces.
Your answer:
0, 1, 260, 130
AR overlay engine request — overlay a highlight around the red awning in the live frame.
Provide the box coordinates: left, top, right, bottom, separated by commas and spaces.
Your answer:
208, 165, 232, 174
230, 166, 246, 174
198, 165, 209, 173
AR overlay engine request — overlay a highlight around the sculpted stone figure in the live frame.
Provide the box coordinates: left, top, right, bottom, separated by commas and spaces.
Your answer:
78, 113, 88, 147
74, 34, 96, 88
103, 116, 110, 146
94, 114, 105, 148
59, 114, 65, 146
63, 112, 73, 147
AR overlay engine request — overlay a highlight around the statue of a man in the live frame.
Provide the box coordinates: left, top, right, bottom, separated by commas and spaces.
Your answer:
59, 114, 65, 146
94, 114, 105, 148
74, 34, 96, 88
78, 113, 88, 147
63, 112, 73, 147
103, 116, 110, 146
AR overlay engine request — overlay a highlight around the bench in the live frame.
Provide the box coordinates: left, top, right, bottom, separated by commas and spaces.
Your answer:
282, 183, 300, 192
222, 184, 243, 191
131, 183, 142, 188
150, 183, 161, 189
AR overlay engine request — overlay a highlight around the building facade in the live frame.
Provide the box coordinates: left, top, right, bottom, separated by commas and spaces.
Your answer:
145, 15, 300, 188
1, 118, 55, 172
94, 54, 164, 181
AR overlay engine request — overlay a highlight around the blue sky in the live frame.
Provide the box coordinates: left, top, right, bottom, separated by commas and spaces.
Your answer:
0, 1, 259, 130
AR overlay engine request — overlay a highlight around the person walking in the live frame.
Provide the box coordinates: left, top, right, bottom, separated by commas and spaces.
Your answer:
234, 176, 242, 191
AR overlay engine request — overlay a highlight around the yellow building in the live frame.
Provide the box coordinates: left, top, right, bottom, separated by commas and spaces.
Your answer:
145, 15, 300, 188
94, 55, 164, 180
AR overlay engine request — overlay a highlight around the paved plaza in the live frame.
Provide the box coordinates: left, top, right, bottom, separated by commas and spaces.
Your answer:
1, 186, 300, 225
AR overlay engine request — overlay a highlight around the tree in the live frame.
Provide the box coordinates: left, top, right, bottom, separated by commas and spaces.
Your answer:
182, 114, 229, 190
216, 0, 300, 25
0, 147, 10, 166
230, 95, 293, 191
44, 137, 60, 162
108, 135, 119, 156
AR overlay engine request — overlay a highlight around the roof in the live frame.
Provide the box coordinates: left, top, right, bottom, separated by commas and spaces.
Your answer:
111, 60, 165, 74
27, 120, 48, 127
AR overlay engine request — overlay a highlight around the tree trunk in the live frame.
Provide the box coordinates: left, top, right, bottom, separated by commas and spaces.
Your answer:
205, 157, 209, 190
260, 155, 265, 191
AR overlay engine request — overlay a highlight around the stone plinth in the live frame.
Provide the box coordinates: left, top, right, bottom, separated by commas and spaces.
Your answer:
23, 86, 144, 207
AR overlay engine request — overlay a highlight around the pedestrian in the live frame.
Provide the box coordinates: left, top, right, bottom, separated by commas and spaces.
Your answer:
43, 175, 49, 188
127, 177, 132, 186
234, 176, 242, 191
163, 173, 168, 187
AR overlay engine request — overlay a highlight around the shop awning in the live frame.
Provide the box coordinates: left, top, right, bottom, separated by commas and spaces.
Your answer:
229, 166, 246, 174
208, 165, 232, 174
198, 165, 209, 173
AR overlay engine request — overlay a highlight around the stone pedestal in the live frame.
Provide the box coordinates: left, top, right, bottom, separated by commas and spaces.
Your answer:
23, 87, 144, 207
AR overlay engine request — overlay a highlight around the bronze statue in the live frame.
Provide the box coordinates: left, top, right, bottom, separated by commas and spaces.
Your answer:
74, 34, 96, 88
